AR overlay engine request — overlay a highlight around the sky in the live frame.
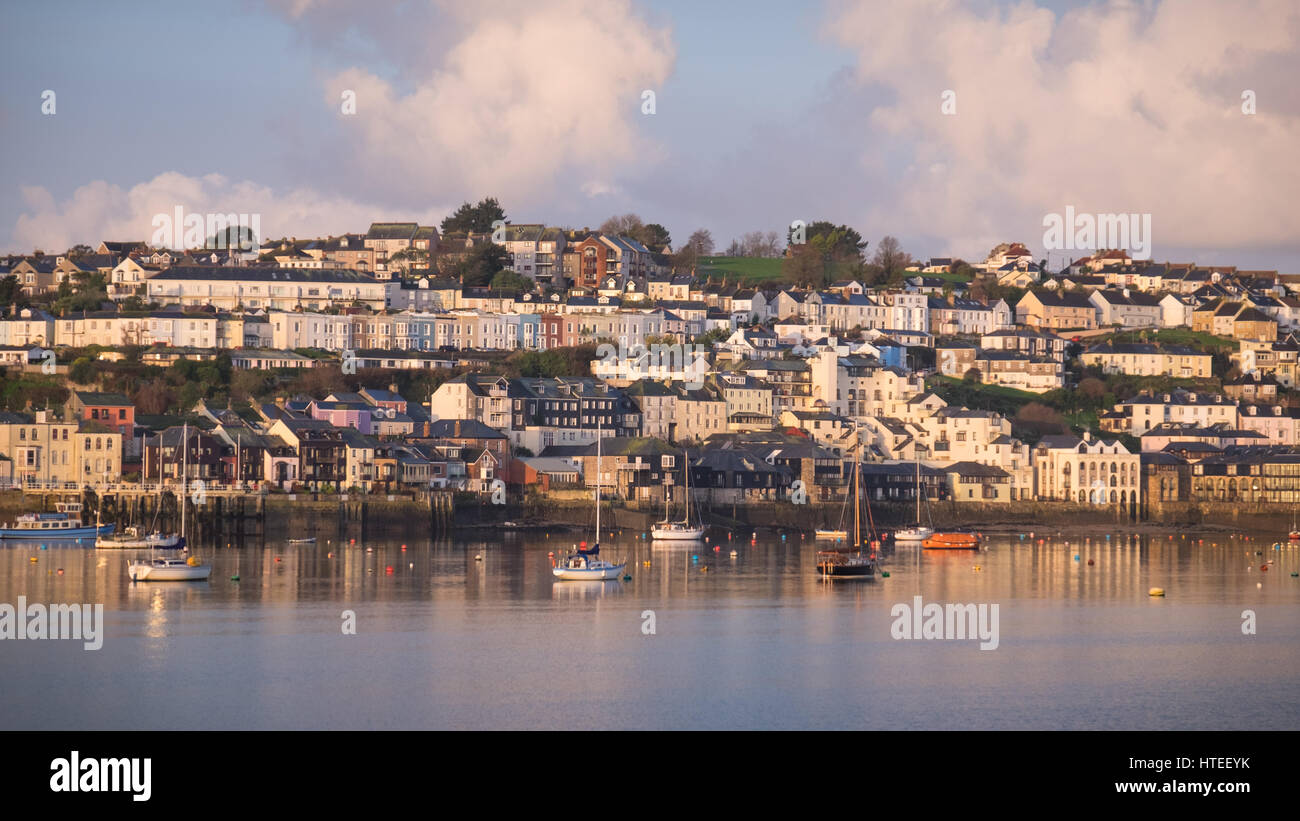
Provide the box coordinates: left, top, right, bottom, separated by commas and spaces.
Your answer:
1, 0, 1298, 272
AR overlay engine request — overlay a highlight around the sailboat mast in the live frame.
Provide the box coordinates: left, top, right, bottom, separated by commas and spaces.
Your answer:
181, 423, 187, 540
595, 417, 601, 540
683, 448, 691, 525
853, 433, 860, 549
915, 450, 921, 525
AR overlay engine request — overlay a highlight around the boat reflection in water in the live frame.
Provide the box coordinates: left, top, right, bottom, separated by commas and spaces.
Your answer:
551, 579, 623, 600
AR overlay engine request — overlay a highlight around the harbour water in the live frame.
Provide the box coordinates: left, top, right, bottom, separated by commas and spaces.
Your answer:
2, 526, 1298, 730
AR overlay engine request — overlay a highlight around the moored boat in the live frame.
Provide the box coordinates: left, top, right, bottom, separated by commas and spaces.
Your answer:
96, 527, 184, 549
894, 526, 934, 543
651, 448, 705, 540
895, 451, 934, 543
922, 532, 981, 549
127, 557, 211, 582
553, 419, 626, 581
0, 502, 113, 540
817, 429, 876, 579
815, 529, 848, 541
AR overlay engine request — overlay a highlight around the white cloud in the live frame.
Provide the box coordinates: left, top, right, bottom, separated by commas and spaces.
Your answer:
826, 0, 1300, 260
11, 172, 448, 252
324, 0, 675, 207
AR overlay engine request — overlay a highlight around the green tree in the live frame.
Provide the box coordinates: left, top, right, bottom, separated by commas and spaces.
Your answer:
489, 269, 534, 295
440, 197, 507, 234
453, 243, 511, 287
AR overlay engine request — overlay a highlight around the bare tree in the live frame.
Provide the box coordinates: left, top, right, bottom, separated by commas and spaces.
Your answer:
600, 214, 645, 238
686, 228, 715, 256
872, 235, 913, 283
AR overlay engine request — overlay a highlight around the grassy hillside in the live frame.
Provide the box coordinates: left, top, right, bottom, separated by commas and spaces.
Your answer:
695, 255, 862, 286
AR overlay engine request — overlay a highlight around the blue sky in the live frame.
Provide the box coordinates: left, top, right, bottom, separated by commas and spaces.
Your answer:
2, 0, 1297, 271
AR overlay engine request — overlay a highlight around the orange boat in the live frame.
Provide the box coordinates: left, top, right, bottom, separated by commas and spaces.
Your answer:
922, 532, 980, 549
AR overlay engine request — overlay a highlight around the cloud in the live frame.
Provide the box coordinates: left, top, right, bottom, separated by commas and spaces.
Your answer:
825, 0, 1300, 260
10, 172, 448, 252
321, 0, 675, 207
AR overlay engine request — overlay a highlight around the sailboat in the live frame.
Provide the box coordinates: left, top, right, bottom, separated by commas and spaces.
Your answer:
553, 420, 627, 581
128, 423, 211, 582
651, 449, 705, 540
96, 489, 184, 549
816, 432, 876, 578
895, 449, 934, 543
816, 451, 854, 541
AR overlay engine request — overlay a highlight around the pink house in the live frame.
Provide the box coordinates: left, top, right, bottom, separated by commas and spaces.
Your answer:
309, 400, 373, 435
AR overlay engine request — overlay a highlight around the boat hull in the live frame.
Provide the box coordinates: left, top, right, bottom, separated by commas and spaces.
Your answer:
552, 563, 626, 581
0, 524, 113, 540
96, 534, 184, 549
815, 530, 848, 541
816, 559, 876, 577
894, 527, 934, 542
922, 533, 980, 549
127, 562, 211, 581
650, 526, 705, 540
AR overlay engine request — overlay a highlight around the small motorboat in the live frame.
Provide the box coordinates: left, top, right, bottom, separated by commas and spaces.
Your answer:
127, 556, 212, 582
922, 532, 981, 549
287, 537, 316, 544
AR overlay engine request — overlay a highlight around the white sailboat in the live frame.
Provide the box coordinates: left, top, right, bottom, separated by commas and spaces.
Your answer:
128, 423, 211, 582
651, 448, 705, 540
895, 449, 934, 543
553, 420, 626, 581
97, 492, 184, 549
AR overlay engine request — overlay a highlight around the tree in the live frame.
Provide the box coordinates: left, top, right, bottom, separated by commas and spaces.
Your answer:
600, 213, 645, 239
67, 244, 94, 259
871, 235, 913, 284
0, 275, 22, 306
440, 197, 507, 234
642, 223, 672, 250
1079, 377, 1106, 403
686, 229, 715, 257
452, 243, 511, 287
788, 221, 866, 262
53, 272, 109, 315
489, 269, 534, 295
963, 367, 982, 384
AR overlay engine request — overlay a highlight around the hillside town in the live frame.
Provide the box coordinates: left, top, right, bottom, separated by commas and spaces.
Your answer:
2, 220, 1299, 521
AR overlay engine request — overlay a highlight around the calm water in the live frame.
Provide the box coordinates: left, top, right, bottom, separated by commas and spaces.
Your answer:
2, 525, 1298, 730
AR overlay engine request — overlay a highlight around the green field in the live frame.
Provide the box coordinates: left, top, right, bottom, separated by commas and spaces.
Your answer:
1100, 328, 1238, 352
696, 256, 862, 285
695, 256, 786, 283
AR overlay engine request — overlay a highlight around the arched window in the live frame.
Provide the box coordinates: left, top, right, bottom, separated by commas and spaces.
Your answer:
1110, 490, 1117, 504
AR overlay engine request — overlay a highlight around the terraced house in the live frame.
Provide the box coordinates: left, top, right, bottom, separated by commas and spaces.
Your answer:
0, 410, 122, 488
145, 267, 386, 312
1080, 342, 1212, 378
